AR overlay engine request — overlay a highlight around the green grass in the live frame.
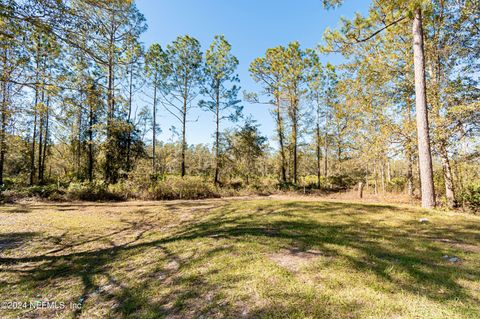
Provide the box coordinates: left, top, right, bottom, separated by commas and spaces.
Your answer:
0, 198, 479, 318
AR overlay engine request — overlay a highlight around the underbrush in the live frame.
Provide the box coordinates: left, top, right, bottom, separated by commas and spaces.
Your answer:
0, 177, 222, 202
148, 176, 220, 200
0, 183, 122, 202
1, 176, 479, 212
461, 182, 480, 213
66, 182, 124, 201
0, 184, 65, 202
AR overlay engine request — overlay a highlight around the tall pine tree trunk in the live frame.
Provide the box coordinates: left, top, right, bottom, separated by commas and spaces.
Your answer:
30, 38, 41, 186
324, 105, 329, 179
324, 129, 328, 179
105, 60, 113, 182
87, 88, 95, 183
152, 73, 157, 174
126, 64, 134, 171
40, 96, 49, 184
0, 85, 5, 186
30, 105, 38, 186
214, 83, 220, 185
105, 25, 116, 184
292, 106, 298, 184
0, 73, 6, 186
0, 47, 7, 185
412, 8, 436, 208
37, 53, 47, 184
275, 96, 287, 183
76, 96, 82, 180
38, 86, 45, 184
181, 96, 187, 177
316, 122, 321, 188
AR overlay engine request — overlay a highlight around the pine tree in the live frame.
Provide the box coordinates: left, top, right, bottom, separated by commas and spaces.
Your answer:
144, 43, 166, 175
160, 35, 203, 177
322, 0, 437, 208
200, 35, 242, 185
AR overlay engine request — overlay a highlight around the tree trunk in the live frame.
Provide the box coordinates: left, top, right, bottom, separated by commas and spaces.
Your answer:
37, 109, 44, 183
214, 82, 220, 185
337, 140, 342, 174
0, 82, 6, 186
152, 73, 157, 174
105, 26, 115, 184
105, 64, 113, 182
0, 94, 5, 186
387, 159, 391, 182
181, 97, 187, 177
292, 108, 298, 185
126, 63, 134, 171
0, 48, 7, 185
412, 8, 436, 208
324, 111, 329, 179
37, 51, 47, 184
316, 122, 321, 188
30, 38, 41, 186
439, 142, 456, 208
358, 181, 364, 199
381, 160, 386, 193
40, 96, 49, 184
275, 96, 287, 183
30, 106, 37, 185
87, 88, 94, 183
75, 91, 82, 180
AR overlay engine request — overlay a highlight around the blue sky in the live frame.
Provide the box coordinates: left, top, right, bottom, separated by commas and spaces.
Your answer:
136, 0, 371, 146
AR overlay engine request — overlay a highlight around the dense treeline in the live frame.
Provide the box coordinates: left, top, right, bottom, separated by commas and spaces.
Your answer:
0, 0, 478, 211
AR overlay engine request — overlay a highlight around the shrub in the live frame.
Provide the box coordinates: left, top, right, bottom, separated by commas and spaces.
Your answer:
461, 183, 480, 212
149, 176, 219, 200
327, 174, 355, 190
108, 181, 139, 200
253, 176, 277, 195
127, 159, 154, 192
0, 184, 65, 201
66, 182, 123, 201
277, 181, 297, 191
23, 185, 64, 199
387, 177, 406, 193
300, 175, 323, 189
0, 177, 16, 191
226, 178, 243, 191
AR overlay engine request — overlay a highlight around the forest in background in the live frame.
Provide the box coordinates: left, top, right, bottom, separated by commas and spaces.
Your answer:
0, 0, 479, 211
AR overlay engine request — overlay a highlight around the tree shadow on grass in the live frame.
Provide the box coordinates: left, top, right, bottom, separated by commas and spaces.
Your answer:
162, 201, 480, 305
0, 205, 34, 214
0, 200, 479, 318
0, 232, 39, 253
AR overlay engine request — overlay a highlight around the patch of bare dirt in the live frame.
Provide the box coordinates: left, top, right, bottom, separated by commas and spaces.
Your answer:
268, 247, 325, 272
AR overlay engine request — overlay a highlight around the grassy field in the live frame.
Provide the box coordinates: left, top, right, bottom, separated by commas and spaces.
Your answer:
0, 197, 479, 319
